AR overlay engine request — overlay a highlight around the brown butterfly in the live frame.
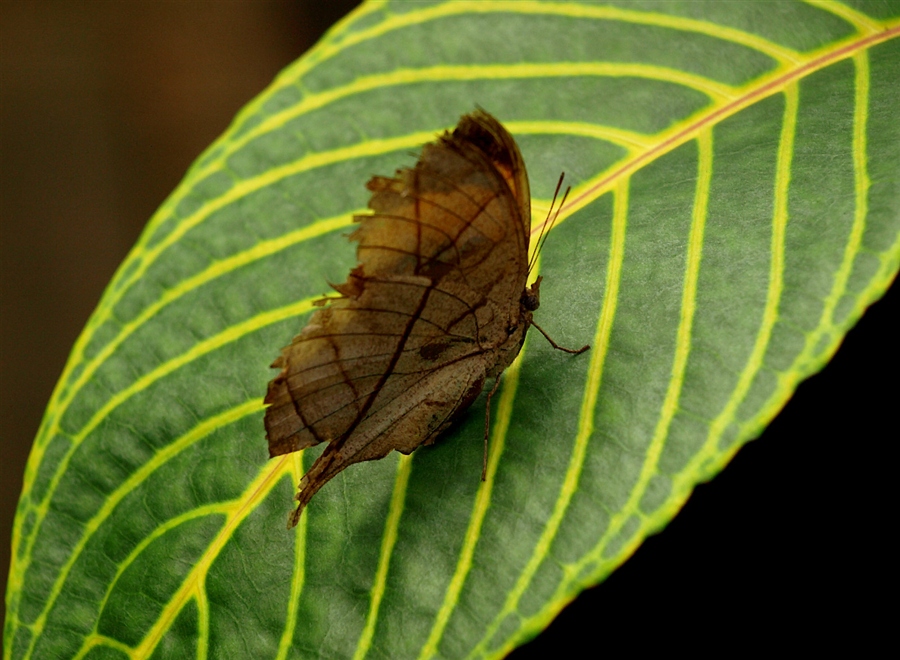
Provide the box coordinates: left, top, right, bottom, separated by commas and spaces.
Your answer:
264, 110, 588, 528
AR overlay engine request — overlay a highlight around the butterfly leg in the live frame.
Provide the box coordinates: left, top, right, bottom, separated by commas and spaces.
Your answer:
529, 320, 590, 355
482, 375, 503, 481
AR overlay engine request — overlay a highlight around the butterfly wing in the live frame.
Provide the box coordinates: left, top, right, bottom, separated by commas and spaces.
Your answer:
264, 111, 531, 525
353, 110, 531, 320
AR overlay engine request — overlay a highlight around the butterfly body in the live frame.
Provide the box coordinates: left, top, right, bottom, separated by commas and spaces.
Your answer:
264, 110, 564, 528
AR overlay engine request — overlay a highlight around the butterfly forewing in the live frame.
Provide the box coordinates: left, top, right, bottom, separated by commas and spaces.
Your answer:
264, 111, 534, 526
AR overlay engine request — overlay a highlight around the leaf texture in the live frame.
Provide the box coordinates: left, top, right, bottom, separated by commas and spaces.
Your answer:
5, 2, 899, 659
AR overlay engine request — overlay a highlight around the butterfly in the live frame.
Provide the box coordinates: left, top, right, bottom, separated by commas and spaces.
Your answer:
264, 110, 588, 528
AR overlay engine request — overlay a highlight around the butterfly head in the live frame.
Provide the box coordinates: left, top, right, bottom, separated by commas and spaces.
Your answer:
521, 275, 542, 312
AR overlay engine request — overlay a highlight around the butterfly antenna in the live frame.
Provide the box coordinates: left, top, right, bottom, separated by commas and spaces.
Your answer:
529, 173, 563, 274
528, 173, 570, 275
541, 180, 570, 256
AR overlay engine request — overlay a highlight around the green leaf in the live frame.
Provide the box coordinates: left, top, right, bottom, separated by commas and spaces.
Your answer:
6, 1, 899, 658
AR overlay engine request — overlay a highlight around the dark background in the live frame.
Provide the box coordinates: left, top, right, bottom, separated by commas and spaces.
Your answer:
2, 1, 895, 654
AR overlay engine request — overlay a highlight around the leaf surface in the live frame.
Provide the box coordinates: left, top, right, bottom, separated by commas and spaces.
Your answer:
6, 2, 899, 658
